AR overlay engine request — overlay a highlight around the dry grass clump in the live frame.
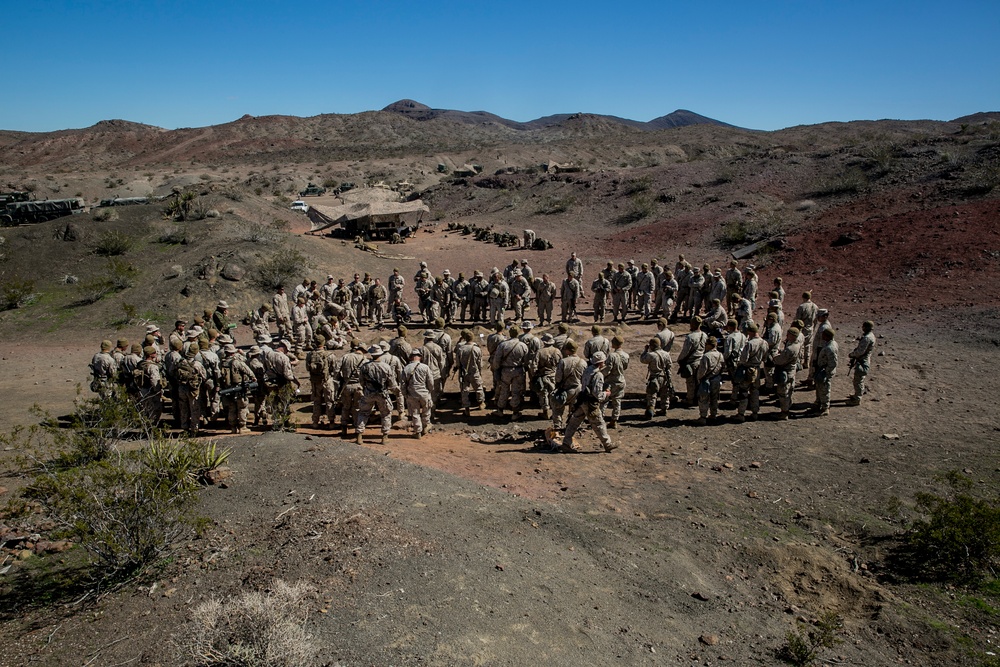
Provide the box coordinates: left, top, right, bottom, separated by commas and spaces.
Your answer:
176, 579, 318, 666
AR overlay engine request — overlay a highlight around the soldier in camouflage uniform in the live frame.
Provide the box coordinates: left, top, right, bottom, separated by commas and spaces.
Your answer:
355, 345, 398, 445
847, 321, 876, 405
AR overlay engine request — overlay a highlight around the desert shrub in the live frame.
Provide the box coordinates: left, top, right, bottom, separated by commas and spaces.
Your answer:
812, 167, 868, 197
777, 611, 842, 666
143, 439, 229, 490
964, 163, 1000, 195
175, 579, 317, 666
253, 247, 307, 292
164, 192, 205, 221
321, 177, 338, 189
80, 258, 138, 303
1, 277, 38, 310
158, 227, 190, 245
718, 210, 787, 248
615, 193, 656, 224
534, 195, 575, 215
91, 208, 118, 222
622, 176, 652, 195
222, 188, 244, 202
236, 220, 280, 244
903, 471, 1000, 582
92, 230, 134, 256
205, 209, 221, 219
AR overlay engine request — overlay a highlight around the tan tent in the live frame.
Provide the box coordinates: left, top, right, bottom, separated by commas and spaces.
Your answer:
307, 199, 428, 238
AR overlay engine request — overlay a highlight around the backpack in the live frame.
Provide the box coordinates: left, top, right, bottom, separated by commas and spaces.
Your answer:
176, 359, 202, 391
307, 350, 329, 379
133, 363, 153, 391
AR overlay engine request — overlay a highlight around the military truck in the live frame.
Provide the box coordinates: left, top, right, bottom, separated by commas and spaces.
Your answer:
298, 182, 327, 197
0, 192, 30, 206
1, 198, 87, 226
97, 196, 151, 207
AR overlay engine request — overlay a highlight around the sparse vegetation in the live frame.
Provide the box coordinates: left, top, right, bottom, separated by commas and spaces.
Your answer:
158, 227, 191, 245
175, 579, 317, 666
254, 246, 308, 291
534, 195, 576, 215
615, 192, 656, 224
1, 277, 38, 310
91, 208, 118, 222
901, 471, 1000, 583
812, 167, 868, 197
92, 230, 134, 256
777, 611, 842, 666
79, 258, 138, 303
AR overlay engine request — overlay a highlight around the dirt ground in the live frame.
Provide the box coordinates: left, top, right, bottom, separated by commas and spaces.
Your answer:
3, 224, 1000, 665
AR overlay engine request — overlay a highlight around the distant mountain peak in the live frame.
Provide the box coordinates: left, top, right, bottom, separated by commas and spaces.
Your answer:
383, 99, 432, 113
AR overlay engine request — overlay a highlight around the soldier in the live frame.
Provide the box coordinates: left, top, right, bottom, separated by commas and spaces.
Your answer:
197, 331, 221, 424
163, 338, 185, 425
625, 259, 640, 311
591, 271, 611, 322
378, 340, 405, 417
452, 272, 472, 323
305, 337, 337, 428
566, 252, 583, 282
604, 336, 629, 429
387, 268, 405, 305
491, 325, 528, 420
89, 339, 119, 399
134, 345, 163, 425
263, 340, 299, 431
725, 260, 744, 315
677, 317, 708, 406
734, 323, 769, 422
794, 292, 819, 369
509, 270, 531, 320
422, 330, 446, 411
773, 276, 786, 305
519, 259, 534, 285
175, 343, 207, 435
771, 328, 802, 420
611, 263, 632, 323
389, 326, 412, 365
471, 270, 490, 322
640, 336, 672, 419
414, 261, 430, 283
120, 343, 143, 399
293, 278, 311, 303
552, 322, 573, 351
250, 303, 272, 341
807, 309, 832, 385
338, 341, 367, 438
534, 334, 561, 420
650, 259, 664, 315
402, 348, 434, 438
503, 258, 521, 283
534, 273, 557, 325
272, 286, 291, 340
702, 298, 728, 339
847, 321, 876, 406
560, 352, 617, 453
219, 344, 255, 433
561, 271, 582, 323
552, 339, 586, 429
583, 324, 610, 361
686, 267, 705, 318
488, 272, 510, 324
212, 301, 234, 341
672, 262, 691, 322
735, 295, 754, 331
636, 263, 655, 320
291, 296, 311, 354
320, 275, 337, 305
428, 275, 448, 322
767, 297, 785, 326
414, 273, 434, 323
355, 345, 398, 445
813, 329, 839, 416
695, 337, 725, 425
742, 266, 758, 313
709, 269, 727, 307
245, 345, 268, 428
369, 278, 388, 327
454, 330, 486, 416
168, 320, 187, 351
519, 321, 541, 401
723, 319, 748, 398
658, 270, 678, 320
523, 229, 536, 248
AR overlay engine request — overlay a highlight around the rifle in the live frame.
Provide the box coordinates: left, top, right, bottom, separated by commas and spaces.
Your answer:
220, 381, 258, 398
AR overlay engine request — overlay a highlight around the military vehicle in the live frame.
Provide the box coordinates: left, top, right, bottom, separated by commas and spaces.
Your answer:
298, 182, 327, 197
1, 198, 87, 226
0, 192, 30, 206
97, 196, 151, 207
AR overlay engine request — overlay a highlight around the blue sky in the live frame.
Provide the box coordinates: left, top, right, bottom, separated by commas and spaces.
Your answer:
3, 1, 997, 132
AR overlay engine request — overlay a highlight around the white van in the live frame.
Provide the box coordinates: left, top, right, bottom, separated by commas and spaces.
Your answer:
290, 200, 309, 213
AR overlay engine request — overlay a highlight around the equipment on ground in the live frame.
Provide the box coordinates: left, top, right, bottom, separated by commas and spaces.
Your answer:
2, 198, 87, 226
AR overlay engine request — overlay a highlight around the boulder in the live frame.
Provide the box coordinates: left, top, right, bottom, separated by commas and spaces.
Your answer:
221, 263, 245, 281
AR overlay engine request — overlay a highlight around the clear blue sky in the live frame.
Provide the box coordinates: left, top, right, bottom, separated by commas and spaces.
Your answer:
3, 0, 997, 132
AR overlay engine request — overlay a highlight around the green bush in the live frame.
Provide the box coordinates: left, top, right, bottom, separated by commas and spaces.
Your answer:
79, 258, 138, 304
622, 176, 652, 195
812, 167, 867, 197
615, 193, 656, 224
534, 195, 575, 215
92, 230, 134, 256
777, 611, 842, 666
1, 277, 38, 310
253, 246, 308, 292
905, 471, 1000, 582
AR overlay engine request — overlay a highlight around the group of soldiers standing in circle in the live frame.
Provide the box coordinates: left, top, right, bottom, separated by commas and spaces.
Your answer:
88, 252, 878, 451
